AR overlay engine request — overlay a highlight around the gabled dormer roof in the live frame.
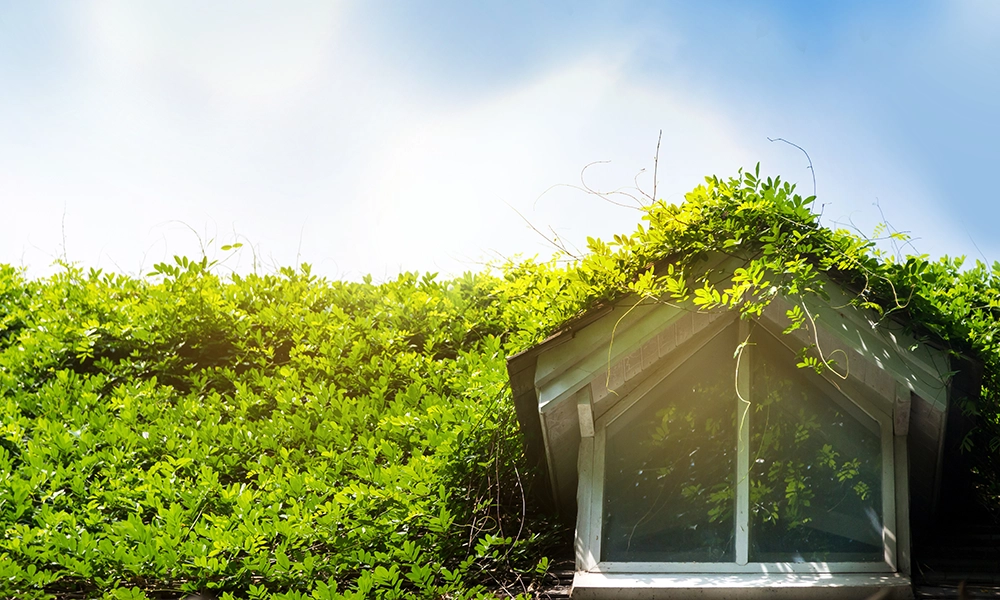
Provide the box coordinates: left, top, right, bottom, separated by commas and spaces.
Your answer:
508, 255, 955, 520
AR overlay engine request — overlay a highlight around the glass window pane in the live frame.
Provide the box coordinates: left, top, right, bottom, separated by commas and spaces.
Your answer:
748, 328, 884, 563
603, 325, 738, 562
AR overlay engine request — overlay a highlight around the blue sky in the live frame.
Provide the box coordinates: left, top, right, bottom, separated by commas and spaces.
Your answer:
2, 1, 998, 279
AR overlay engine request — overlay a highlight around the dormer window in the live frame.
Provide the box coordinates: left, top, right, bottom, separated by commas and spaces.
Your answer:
593, 320, 893, 573
508, 277, 955, 598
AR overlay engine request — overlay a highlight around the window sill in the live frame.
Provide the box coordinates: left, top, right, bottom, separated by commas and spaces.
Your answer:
572, 571, 912, 599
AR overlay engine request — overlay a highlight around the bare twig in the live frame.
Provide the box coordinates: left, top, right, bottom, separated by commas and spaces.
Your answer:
652, 129, 662, 204
502, 198, 581, 259
296, 224, 306, 268
60, 202, 69, 262
767, 136, 817, 199
578, 161, 646, 210
872, 197, 924, 261
532, 162, 645, 212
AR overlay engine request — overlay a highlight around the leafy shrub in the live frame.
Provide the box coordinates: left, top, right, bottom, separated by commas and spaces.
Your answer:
0, 261, 566, 599
4, 168, 1000, 598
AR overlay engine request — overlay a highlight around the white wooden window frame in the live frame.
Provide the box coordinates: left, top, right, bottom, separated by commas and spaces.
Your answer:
576, 318, 899, 575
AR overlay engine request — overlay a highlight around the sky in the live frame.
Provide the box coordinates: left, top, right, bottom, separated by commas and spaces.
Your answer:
2, 1, 999, 281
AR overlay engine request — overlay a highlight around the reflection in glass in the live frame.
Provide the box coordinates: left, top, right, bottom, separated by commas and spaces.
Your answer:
603, 325, 737, 562
749, 328, 883, 562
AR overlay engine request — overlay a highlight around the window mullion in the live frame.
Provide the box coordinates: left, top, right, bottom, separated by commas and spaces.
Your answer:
735, 320, 751, 566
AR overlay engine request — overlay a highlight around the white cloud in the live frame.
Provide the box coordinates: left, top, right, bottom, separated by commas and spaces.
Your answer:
81, 1, 346, 112
0, 2, 975, 282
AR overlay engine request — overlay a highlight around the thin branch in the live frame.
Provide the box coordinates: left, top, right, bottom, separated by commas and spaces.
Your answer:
652, 129, 662, 204
547, 224, 584, 258
578, 161, 646, 210
633, 167, 648, 201
871, 197, 922, 261
502, 199, 581, 259
60, 202, 69, 262
296, 224, 306, 268
532, 162, 645, 212
767, 136, 817, 199
162, 219, 211, 259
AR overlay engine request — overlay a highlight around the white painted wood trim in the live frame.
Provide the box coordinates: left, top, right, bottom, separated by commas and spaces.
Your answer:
593, 561, 894, 574
572, 571, 914, 600
736, 319, 750, 566
590, 426, 606, 567
576, 436, 597, 571
882, 410, 898, 571
894, 435, 911, 575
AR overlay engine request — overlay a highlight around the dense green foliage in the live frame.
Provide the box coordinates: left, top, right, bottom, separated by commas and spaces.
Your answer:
3, 168, 1000, 598
0, 261, 568, 599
